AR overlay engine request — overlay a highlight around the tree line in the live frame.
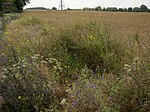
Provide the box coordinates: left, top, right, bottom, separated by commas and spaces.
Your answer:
83, 5, 150, 12
0, 0, 30, 13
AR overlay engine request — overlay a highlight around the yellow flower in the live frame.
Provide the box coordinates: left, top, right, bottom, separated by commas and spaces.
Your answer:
65, 79, 68, 83
18, 96, 21, 99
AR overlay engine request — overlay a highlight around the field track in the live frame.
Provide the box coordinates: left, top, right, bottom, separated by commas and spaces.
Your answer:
0, 17, 2, 34
0, 17, 5, 109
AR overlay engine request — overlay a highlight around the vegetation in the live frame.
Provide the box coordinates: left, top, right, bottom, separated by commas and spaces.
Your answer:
1, 11, 150, 112
0, 0, 30, 14
83, 4, 150, 12
26, 7, 48, 10
52, 7, 57, 10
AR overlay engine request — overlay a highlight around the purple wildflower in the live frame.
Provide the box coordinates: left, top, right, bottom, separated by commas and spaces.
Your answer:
110, 96, 113, 101
92, 85, 96, 89
102, 95, 104, 100
72, 100, 76, 108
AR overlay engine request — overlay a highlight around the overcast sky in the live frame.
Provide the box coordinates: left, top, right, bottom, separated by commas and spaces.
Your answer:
24, 0, 150, 9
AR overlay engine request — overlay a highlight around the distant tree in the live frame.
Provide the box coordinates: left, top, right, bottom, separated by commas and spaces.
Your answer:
107, 7, 118, 12
140, 5, 148, 12
118, 8, 124, 12
67, 7, 71, 10
102, 7, 106, 11
148, 9, 150, 12
83, 7, 93, 11
52, 7, 57, 10
133, 7, 140, 12
124, 8, 128, 12
28, 7, 47, 10
128, 7, 132, 12
95, 6, 101, 11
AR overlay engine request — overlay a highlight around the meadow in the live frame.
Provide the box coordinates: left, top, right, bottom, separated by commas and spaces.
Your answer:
1, 10, 150, 112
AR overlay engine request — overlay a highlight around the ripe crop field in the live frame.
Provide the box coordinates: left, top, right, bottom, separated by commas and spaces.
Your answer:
1, 11, 150, 112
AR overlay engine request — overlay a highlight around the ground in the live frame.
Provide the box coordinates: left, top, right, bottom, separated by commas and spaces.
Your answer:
0, 16, 5, 109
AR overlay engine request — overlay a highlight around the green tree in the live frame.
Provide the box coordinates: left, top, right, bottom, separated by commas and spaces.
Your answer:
67, 7, 71, 10
128, 7, 132, 12
1, 0, 30, 13
14, 0, 30, 12
124, 8, 128, 12
95, 6, 101, 11
140, 5, 148, 12
133, 7, 140, 12
52, 7, 57, 10
0, 0, 15, 13
107, 7, 118, 12
23, 0, 30, 5
14, 0, 23, 12
2, 2, 17, 13
118, 8, 124, 12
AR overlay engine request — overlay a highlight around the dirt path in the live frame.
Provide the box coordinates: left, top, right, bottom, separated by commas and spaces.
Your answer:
0, 16, 5, 110
0, 16, 5, 67
0, 17, 2, 34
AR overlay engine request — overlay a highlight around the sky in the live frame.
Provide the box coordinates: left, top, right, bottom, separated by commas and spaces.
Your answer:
24, 0, 150, 9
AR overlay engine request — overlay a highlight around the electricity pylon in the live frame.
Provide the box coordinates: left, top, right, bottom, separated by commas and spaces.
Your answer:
59, 0, 65, 10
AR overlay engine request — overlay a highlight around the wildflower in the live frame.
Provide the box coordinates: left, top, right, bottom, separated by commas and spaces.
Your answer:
72, 100, 76, 108
102, 95, 104, 100
42, 94, 44, 97
91, 91, 95, 95
60, 98, 67, 105
110, 96, 113, 102
65, 78, 68, 83
92, 85, 96, 89
18, 96, 21, 99
75, 80, 78, 83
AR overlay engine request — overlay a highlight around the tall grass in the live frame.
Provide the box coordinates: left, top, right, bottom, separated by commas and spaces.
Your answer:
1, 11, 150, 112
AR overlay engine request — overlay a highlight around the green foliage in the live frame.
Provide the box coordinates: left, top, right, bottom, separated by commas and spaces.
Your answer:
95, 6, 101, 11
0, 0, 30, 13
93, 5, 149, 12
128, 7, 133, 12
133, 7, 140, 12
2, 2, 17, 13
52, 7, 57, 10
14, 0, 24, 13
140, 5, 148, 12
52, 20, 125, 78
